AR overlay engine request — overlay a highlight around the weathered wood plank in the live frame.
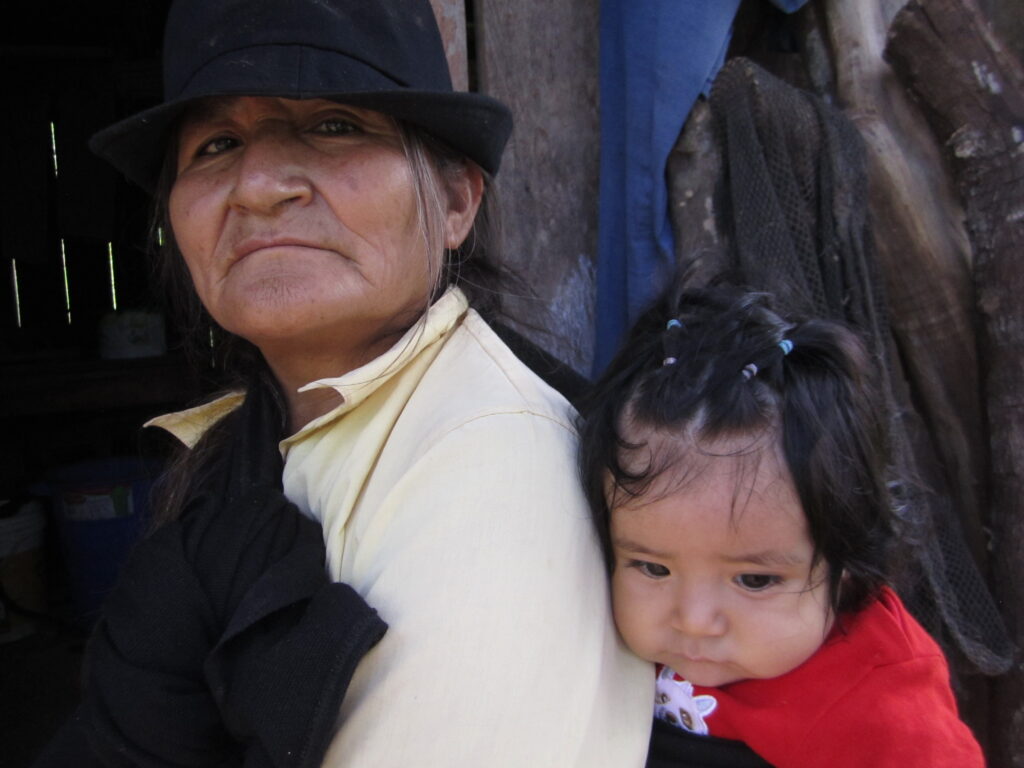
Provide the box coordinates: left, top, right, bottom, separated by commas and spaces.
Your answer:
819, 0, 1013, 747
821, 0, 990, 568
980, 0, 1024, 66
428, 0, 468, 91
473, 0, 600, 373
887, 3, 1024, 765
667, 98, 730, 285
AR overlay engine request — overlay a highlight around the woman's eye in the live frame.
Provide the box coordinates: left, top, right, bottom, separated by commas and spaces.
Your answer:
629, 560, 670, 579
735, 573, 780, 591
196, 136, 239, 157
312, 117, 361, 136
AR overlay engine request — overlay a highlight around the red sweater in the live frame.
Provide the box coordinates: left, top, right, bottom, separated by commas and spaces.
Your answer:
657, 588, 984, 767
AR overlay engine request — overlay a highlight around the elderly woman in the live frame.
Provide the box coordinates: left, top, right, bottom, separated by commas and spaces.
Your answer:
37, 1, 652, 767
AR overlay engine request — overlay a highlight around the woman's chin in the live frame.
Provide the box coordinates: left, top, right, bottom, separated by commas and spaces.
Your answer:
211, 273, 428, 355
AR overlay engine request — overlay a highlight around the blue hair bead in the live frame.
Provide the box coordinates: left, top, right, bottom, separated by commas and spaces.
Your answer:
666, 319, 683, 330
662, 356, 678, 367
778, 339, 794, 356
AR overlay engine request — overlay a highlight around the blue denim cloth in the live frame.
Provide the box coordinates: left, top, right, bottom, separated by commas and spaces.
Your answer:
592, 0, 809, 375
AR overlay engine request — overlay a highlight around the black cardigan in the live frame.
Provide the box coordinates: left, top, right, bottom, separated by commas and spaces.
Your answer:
34, 379, 386, 768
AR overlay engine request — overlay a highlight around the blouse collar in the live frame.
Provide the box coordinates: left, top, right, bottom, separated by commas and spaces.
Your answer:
148, 286, 470, 448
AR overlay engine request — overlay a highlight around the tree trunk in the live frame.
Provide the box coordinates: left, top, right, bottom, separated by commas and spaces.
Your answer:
887, 2, 1024, 766
820, 0, 989, 570
667, 98, 730, 284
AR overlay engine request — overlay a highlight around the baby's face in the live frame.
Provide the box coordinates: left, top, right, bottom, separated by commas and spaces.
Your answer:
608, 434, 833, 688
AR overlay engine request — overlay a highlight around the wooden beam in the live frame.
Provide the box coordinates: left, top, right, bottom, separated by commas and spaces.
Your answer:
473, 0, 601, 372
667, 99, 730, 285
428, 0, 468, 91
820, 0, 990, 572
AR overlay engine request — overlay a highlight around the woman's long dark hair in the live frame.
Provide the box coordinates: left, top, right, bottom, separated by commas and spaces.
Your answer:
578, 283, 893, 616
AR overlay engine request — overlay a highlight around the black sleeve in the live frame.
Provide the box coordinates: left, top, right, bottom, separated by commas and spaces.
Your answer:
31, 711, 105, 768
647, 717, 775, 768
33, 379, 386, 768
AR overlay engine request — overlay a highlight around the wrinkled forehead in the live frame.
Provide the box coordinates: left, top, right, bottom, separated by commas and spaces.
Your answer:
180, 95, 244, 123
177, 95, 393, 127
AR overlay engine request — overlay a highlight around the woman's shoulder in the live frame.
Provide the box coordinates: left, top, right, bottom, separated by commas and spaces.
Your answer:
422, 308, 584, 432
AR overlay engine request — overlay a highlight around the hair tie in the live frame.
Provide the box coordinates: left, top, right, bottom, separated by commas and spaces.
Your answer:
778, 339, 794, 355
741, 363, 759, 380
661, 319, 683, 367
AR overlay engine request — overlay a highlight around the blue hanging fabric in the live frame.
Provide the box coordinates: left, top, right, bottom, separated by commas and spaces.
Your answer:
592, 0, 809, 376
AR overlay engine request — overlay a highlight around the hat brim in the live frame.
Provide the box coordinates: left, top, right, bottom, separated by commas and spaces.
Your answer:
89, 45, 513, 192
90, 90, 512, 193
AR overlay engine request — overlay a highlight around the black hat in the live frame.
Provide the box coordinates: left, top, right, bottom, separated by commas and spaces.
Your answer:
89, 0, 513, 192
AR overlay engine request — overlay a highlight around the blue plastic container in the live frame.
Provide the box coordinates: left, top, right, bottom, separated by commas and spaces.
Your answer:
46, 458, 161, 625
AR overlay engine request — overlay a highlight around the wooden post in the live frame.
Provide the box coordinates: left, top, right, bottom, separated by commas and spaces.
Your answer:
980, 0, 1024, 65
667, 99, 730, 284
887, 3, 1024, 766
428, 0, 468, 91
810, 8, 1003, 740
472, 0, 601, 372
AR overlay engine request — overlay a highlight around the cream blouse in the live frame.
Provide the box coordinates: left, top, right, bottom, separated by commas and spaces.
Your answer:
151, 287, 651, 767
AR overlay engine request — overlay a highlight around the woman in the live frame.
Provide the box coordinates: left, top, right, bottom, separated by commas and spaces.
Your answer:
41, 1, 652, 766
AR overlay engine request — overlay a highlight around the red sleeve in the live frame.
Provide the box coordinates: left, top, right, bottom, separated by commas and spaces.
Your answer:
788, 656, 985, 768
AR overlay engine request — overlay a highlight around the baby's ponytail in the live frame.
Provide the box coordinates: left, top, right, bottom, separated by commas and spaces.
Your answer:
777, 320, 892, 613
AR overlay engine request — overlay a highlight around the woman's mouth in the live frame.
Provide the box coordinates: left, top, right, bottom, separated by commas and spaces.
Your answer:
232, 235, 329, 263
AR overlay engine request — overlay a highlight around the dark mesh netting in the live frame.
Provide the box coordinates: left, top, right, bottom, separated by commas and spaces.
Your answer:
697, 57, 1013, 678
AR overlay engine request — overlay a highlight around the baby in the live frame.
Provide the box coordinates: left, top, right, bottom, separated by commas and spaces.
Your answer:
578, 285, 984, 767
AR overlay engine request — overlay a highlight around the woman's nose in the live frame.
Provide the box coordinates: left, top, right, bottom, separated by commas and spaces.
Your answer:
228, 134, 314, 214
670, 585, 727, 638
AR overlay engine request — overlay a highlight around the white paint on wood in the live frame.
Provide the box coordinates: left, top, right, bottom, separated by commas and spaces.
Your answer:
953, 126, 988, 158
972, 60, 1004, 94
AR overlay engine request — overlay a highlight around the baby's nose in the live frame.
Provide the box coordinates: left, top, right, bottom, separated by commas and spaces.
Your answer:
671, 585, 727, 638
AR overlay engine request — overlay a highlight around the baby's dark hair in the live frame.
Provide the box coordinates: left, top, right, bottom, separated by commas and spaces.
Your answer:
578, 283, 893, 615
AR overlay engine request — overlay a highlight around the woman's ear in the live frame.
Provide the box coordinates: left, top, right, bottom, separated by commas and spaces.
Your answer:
444, 163, 484, 249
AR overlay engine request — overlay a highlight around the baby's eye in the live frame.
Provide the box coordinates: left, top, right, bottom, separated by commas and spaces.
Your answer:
312, 117, 361, 136
629, 560, 670, 579
735, 573, 781, 591
196, 136, 239, 157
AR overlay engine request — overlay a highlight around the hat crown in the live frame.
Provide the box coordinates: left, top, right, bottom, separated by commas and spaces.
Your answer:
163, 0, 453, 100
90, 0, 512, 190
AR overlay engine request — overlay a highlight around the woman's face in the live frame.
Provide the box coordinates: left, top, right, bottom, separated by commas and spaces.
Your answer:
169, 96, 479, 369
